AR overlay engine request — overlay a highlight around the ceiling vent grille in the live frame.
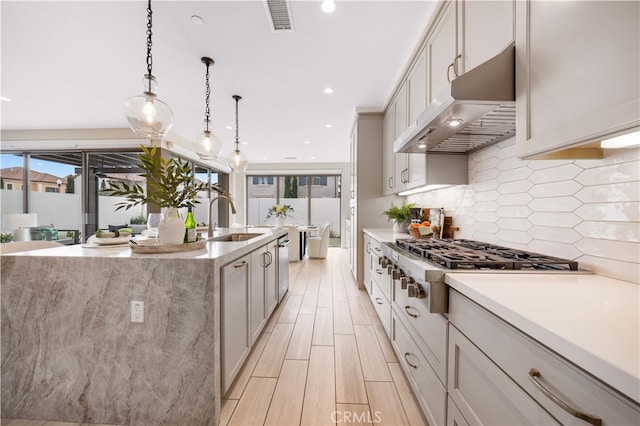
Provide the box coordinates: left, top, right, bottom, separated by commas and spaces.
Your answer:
265, 0, 294, 32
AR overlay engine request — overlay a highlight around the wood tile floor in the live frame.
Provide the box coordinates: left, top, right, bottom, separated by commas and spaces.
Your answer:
2, 248, 426, 426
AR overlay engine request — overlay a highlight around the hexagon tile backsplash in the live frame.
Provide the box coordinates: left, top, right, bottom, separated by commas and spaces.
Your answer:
407, 137, 640, 284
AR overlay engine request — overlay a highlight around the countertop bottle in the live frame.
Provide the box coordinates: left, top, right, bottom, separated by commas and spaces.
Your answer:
184, 207, 196, 243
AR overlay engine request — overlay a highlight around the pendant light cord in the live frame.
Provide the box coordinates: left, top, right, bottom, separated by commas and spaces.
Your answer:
205, 61, 211, 132
234, 96, 240, 149
145, 0, 154, 92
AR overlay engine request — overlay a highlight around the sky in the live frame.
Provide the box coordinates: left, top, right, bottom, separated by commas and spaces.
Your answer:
1, 154, 77, 178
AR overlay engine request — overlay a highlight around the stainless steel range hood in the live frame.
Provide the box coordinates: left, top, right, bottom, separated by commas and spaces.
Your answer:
394, 42, 515, 154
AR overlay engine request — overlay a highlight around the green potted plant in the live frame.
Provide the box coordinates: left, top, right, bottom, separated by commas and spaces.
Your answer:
103, 145, 222, 244
382, 201, 416, 233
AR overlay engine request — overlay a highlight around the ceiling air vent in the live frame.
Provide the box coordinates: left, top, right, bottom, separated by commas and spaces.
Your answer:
265, 0, 294, 32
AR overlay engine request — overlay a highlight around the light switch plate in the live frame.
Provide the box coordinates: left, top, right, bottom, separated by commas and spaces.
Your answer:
131, 301, 144, 323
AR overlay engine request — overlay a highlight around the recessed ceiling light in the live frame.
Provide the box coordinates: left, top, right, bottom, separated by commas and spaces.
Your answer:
310, 156, 316, 160
321, 0, 336, 13
324, 88, 334, 94
304, 140, 311, 144
191, 15, 204, 26
225, 125, 233, 130
325, 124, 333, 128
242, 141, 248, 145
417, 142, 427, 149
0, 96, 12, 102
447, 119, 463, 127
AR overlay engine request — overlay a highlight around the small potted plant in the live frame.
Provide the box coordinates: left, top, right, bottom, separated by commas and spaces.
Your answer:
382, 201, 416, 233
266, 204, 294, 227
103, 145, 222, 244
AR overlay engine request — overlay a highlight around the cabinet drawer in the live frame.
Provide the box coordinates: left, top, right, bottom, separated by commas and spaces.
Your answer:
371, 262, 391, 302
369, 238, 383, 258
391, 310, 446, 426
449, 290, 640, 425
370, 279, 391, 335
393, 278, 447, 383
449, 324, 559, 425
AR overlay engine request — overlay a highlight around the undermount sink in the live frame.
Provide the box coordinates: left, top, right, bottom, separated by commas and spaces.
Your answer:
209, 233, 263, 242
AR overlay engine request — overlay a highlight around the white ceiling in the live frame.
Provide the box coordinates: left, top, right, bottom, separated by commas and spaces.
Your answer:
1, 0, 437, 164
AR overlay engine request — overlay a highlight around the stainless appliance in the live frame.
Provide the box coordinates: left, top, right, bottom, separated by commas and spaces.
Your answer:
394, 42, 515, 154
277, 235, 290, 302
381, 238, 585, 314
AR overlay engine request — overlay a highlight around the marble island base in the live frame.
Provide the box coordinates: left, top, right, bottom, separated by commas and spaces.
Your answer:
1, 255, 219, 425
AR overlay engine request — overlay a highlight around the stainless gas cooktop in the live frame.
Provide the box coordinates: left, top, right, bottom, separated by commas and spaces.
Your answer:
394, 238, 580, 271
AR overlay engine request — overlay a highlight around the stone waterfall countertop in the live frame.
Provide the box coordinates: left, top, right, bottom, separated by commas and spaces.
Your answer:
0, 227, 287, 426
363, 228, 640, 404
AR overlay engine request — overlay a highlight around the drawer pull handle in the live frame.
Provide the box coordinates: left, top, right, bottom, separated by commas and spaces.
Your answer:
528, 368, 601, 426
375, 269, 384, 275
234, 261, 247, 268
404, 306, 419, 318
375, 298, 384, 305
404, 352, 419, 369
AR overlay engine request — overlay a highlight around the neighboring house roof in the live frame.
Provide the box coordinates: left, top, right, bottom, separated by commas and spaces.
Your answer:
0, 167, 67, 184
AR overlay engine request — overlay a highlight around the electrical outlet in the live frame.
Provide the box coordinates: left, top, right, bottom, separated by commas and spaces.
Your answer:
131, 301, 144, 323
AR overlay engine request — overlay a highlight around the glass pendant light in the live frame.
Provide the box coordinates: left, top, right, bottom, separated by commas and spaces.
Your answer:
229, 95, 248, 173
124, 0, 173, 138
194, 57, 223, 160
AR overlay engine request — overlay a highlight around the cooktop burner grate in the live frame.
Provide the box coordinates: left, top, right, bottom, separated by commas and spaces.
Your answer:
395, 238, 579, 271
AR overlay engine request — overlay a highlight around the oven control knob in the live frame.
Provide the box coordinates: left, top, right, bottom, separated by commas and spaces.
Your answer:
392, 268, 404, 280
407, 283, 426, 299
387, 265, 393, 275
400, 276, 414, 290
381, 258, 390, 268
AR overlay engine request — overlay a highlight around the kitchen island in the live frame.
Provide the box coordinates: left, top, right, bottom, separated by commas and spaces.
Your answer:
1, 227, 287, 426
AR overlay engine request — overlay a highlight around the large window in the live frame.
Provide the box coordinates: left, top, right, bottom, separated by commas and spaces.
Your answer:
247, 174, 341, 243
1, 150, 224, 243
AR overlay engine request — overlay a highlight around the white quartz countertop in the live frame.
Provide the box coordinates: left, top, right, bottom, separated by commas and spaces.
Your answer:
445, 273, 640, 404
2, 227, 288, 260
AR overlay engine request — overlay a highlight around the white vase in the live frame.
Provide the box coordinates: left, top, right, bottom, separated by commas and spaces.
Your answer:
158, 208, 185, 245
393, 221, 403, 233
276, 215, 286, 227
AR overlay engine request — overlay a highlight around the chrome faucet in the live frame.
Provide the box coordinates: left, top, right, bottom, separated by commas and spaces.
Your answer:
208, 194, 237, 238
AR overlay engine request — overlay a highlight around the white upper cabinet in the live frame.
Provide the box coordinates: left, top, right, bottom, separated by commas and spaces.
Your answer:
382, 103, 396, 196
458, 0, 514, 74
408, 48, 427, 125
516, 1, 640, 159
394, 82, 410, 190
427, 0, 457, 105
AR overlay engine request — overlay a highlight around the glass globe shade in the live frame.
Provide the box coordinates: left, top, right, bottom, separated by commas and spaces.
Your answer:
124, 75, 173, 138
229, 149, 248, 173
194, 130, 223, 160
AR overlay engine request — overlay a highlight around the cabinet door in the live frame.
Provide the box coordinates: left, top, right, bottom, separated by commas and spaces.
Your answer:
394, 82, 409, 190
382, 104, 396, 195
408, 47, 427, 124
427, 0, 457, 104
250, 248, 266, 344
350, 128, 357, 200
221, 255, 250, 393
458, 0, 514, 74
448, 324, 559, 425
516, 1, 640, 158
265, 240, 278, 316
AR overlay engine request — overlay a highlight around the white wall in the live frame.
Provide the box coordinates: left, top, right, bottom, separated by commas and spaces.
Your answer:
406, 137, 640, 284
